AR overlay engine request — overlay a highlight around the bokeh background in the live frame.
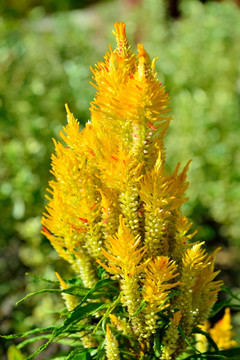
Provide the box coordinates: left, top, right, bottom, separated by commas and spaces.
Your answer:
1, 0, 240, 358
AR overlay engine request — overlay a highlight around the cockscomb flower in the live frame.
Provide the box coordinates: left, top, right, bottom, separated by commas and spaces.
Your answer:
210, 307, 237, 350
196, 308, 237, 352
42, 22, 225, 359
105, 324, 120, 360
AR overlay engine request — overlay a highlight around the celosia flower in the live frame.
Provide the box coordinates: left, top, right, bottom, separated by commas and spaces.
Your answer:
210, 308, 237, 350
55, 272, 78, 311
42, 21, 224, 358
105, 324, 120, 360
162, 310, 182, 359
196, 308, 237, 352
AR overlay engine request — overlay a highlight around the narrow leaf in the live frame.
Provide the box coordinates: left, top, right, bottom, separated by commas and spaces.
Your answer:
219, 347, 240, 357
25, 338, 53, 360
221, 285, 240, 302
183, 354, 227, 360
66, 349, 91, 360
77, 278, 118, 308
17, 334, 52, 349
132, 299, 147, 316
1, 326, 55, 339
16, 289, 61, 305
178, 325, 200, 354
93, 294, 121, 333
54, 302, 110, 338
210, 299, 232, 317
26, 272, 59, 285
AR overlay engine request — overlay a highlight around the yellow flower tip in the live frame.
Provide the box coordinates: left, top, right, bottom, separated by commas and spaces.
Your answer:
96, 258, 110, 272
105, 323, 121, 360
118, 214, 125, 232
65, 103, 70, 115
136, 44, 154, 81
65, 103, 76, 124
137, 44, 151, 67
151, 56, 159, 73
55, 272, 68, 290
210, 307, 237, 350
112, 22, 130, 58
113, 22, 126, 40
106, 323, 111, 336
109, 314, 118, 324
137, 43, 148, 58
154, 150, 163, 171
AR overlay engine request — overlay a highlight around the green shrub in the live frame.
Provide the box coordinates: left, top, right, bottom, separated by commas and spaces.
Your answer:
0, 10, 99, 355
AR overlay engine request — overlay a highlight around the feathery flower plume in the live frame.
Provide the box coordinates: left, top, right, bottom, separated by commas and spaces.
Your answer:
210, 308, 237, 350
42, 21, 226, 358
105, 324, 120, 360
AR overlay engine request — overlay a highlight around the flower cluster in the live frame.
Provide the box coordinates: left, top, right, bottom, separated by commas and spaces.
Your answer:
42, 22, 225, 359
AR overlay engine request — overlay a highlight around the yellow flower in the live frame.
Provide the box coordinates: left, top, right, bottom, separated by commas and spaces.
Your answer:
105, 324, 120, 360
162, 310, 182, 359
99, 216, 148, 316
210, 308, 237, 350
42, 21, 224, 356
99, 216, 147, 278
143, 256, 180, 309
55, 272, 78, 311
142, 256, 180, 337
109, 314, 133, 336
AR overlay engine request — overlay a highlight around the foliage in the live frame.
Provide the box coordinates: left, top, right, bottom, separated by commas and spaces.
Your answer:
0, 0, 105, 18
0, 10, 98, 356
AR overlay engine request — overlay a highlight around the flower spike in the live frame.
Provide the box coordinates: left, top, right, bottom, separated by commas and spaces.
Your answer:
42, 21, 224, 356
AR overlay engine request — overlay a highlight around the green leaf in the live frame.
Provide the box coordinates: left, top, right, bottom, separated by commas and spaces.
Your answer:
221, 285, 240, 302
16, 282, 116, 306
54, 302, 111, 337
182, 346, 240, 359
22, 302, 108, 360
24, 338, 53, 360
178, 325, 201, 354
227, 304, 240, 309
26, 272, 59, 285
153, 336, 161, 357
182, 354, 227, 360
153, 327, 164, 358
77, 278, 118, 307
11, 279, 117, 359
210, 299, 232, 317
17, 334, 52, 349
16, 289, 61, 305
132, 299, 147, 316
120, 350, 137, 358
17, 277, 118, 306
219, 347, 240, 358
95, 341, 106, 360
1, 326, 56, 339
63, 286, 115, 299
93, 294, 121, 333
97, 265, 107, 279
66, 349, 91, 360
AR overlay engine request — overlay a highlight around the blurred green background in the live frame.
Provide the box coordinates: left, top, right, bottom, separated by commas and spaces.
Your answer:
1, 0, 240, 358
